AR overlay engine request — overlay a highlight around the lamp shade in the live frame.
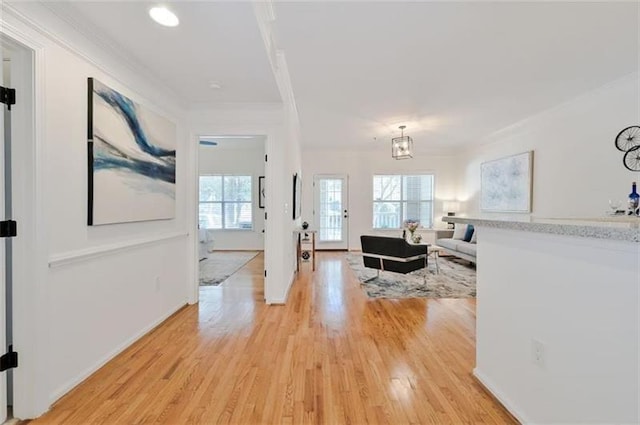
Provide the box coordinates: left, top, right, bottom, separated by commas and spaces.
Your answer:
443, 201, 460, 213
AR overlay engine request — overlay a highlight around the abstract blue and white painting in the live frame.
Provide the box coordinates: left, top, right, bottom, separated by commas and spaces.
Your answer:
480, 151, 533, 213
88, 78, 176, 225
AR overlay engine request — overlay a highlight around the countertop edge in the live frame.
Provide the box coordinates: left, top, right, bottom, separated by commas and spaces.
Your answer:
443, 217, 640, 243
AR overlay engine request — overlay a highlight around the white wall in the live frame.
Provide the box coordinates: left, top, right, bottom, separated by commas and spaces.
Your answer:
475, 227, 639, 424
457, 74, 640, 423
300, 149, 458, 249
198, 141, 265, 250
282, 96, 303, 288
458, 74, 640, 218
252, 6, 304, 300
2, 3, 190, 417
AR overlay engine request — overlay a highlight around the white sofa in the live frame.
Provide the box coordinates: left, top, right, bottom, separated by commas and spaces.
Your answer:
198, 228, 214, 259
435, 227, 477, 263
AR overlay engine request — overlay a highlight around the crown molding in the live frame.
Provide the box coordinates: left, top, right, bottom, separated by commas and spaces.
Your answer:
301, 143, 457, 157
187, 101, 284, 112
253, 0, 300, 124
6, 2, 188, 111
463, 72, 639, 156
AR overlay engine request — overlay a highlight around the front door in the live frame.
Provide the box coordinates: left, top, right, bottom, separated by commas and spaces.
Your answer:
313, 174, 348, 250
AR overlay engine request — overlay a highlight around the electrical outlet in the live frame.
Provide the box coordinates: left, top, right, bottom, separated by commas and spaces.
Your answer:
531, 339, 545, 367
155, 276, 161, 292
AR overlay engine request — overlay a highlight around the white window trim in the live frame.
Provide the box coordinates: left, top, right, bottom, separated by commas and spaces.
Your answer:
199, 174, 253, 231
372, 173, 436, 230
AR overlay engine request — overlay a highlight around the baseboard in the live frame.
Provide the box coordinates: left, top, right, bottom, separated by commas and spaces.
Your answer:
473, 368, 528, 424
49, 302, 188, 405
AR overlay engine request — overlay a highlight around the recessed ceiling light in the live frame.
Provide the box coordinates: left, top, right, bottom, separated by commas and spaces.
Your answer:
149, 6, 179, 27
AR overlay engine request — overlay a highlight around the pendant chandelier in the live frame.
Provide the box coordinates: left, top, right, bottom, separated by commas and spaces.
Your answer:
391, 125, 413, 159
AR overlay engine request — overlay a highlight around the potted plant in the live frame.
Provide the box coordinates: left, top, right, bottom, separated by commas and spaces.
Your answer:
404, 220, 422, 243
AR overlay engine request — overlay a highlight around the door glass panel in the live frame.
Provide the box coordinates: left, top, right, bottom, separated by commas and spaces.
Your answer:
318, 178, 342, 241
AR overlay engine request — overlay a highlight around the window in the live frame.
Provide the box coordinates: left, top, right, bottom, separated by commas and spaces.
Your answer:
373, 174, 434, 229
199, 175, 252, 230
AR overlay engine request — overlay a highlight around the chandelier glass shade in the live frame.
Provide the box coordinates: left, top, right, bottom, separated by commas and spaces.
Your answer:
392, 125, 413, 159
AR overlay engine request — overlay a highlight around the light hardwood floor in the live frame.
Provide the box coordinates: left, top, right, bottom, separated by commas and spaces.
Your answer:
27, 252, 515, 424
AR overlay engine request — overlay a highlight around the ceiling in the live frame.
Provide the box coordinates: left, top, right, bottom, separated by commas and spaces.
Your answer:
45, 2, 281, 106
43, 1, 638, 152
274, 1, 639, 152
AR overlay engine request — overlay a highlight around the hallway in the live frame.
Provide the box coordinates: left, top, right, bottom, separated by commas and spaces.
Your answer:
28, 252, 514, 424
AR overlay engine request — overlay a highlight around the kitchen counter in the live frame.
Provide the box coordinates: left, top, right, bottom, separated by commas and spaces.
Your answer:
444, 215, 640, 242
448, 214, 639, 423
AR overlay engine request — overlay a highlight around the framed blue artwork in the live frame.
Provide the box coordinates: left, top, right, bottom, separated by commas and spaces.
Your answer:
87, 78, 176, 225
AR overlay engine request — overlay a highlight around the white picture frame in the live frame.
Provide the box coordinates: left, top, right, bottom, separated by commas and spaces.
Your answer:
480, 151, 533, 213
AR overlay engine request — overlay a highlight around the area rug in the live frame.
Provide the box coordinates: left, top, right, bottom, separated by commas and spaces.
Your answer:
345, 253, 476, 299
199, 251, 260, 286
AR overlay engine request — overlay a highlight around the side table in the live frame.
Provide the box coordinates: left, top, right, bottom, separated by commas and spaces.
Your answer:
409, 240, 442, 274
427, 245, 443, 274
294, 230, 317, 271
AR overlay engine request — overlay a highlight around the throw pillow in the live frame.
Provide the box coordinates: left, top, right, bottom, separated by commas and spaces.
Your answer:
470, 229, 477, 244
463, 224, 475, 242
452, 224, 467, 240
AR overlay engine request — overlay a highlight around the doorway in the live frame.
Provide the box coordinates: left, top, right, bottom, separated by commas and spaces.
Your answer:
197, 136, 266, 294
0, 35, 10, 425
0, 27, 40, 422
313, 174, 349, 250
0, 33, 36, 422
